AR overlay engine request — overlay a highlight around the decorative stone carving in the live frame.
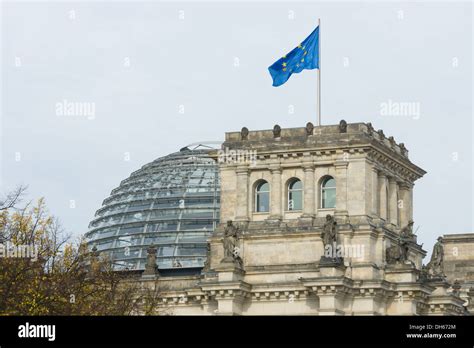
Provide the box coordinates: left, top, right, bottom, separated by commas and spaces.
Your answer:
241, 127, 249, 140
89, 244, 101, 274
91, 244, 99, 258
339, 120, 347, 133
305, 122, 314, 136
143, 244, 159, 277
426, 237, 445, 278
451, 280, 461, 297
273, 124, 281, 138
222, 220, 243, 267
377, 129, 385, 138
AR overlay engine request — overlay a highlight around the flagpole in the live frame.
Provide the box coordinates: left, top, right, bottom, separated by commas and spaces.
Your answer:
318, 18, 321, 126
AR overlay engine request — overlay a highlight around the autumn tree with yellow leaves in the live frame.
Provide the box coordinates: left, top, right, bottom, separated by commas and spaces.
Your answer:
0, 186, 165, 315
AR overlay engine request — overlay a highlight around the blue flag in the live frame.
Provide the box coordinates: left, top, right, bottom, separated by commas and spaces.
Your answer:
268, 26, 319, 87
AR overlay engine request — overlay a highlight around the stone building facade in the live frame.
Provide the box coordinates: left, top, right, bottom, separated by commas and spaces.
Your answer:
138, 121, 471, 315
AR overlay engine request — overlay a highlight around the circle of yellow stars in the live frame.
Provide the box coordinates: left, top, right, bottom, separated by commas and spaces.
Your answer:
282, 44, 307, 72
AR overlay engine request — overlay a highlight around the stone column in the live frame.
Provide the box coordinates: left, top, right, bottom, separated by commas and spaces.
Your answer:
371, 166, 379, 217
408, 185, 413, 223
302, 164, 315, 217
378, 173, 387, 220
388, 178, 398, 226
334, 160, 349, 219
398, 183, 411, 227
235, 166, 249, 221
269, 166, 282, 220
399, 183, 413, 227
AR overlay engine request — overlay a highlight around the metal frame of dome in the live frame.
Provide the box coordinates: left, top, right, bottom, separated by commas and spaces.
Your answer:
85, 147, 220, 274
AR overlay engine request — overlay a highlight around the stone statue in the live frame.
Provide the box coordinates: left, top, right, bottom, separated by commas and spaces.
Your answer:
202, 242, 211, 272
241, 127, 249, 140
305, 122, 314, 136
223, 220, 238, 258
222, 220, 243, 267
386, 224, 415, 265
400, 220, 415, 240
338, 120, 347, 133
273, 124, 281, 138
321, 215, 337, 248
386, 242, 409, 265
426, 237, 444, 277
143, 244, 159, 276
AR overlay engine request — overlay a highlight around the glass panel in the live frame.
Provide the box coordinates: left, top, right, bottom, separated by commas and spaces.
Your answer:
113, 248, 140, 259
144, 233, 177, 244
127, 202, 151, 212
178, 232, 208, 242
180, 220, 213, 231
147, 222, 178, 232
96, 240, 114, 251
96, 228, 118, 239
256, 192, 269, 212
289, 179, 302, 190
157, 246, 176, 257
176, 246, 207, 256
289, 190, 302, 210
118, 225, 145, 235
122, 212, 147, 222
323, 177, 336, 188
322, 187, 336, 208
258, 182, 269, 192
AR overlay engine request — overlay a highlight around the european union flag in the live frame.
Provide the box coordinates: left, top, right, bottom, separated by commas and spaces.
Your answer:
268, 26, 319, 87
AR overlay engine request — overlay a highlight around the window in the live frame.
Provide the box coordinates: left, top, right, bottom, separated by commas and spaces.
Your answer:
321, 176, 336, 209
288, 179, 303, 211
255, 181, 270, 212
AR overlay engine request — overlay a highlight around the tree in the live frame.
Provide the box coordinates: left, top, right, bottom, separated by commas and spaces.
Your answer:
0, 188, 166, 315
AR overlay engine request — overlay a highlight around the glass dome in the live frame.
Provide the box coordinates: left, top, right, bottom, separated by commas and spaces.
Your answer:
85, 145, 220, 274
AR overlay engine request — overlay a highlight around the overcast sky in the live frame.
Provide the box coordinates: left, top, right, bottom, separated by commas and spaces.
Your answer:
1, 1, 472, 257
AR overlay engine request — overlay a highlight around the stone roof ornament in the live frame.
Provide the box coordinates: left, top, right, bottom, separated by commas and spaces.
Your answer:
273, 125, 281, 138
388, 136, 396, 147
338, 120, 347, 133
377, 129, 385, 138
143, 244, 159, 277
366, 122, 374, 135
399, 143, 408, 156
241, 127, 249, 141
202, 242, 211, 272
305, 122, 314, 136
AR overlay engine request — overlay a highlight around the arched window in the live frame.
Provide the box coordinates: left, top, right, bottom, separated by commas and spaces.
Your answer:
255, 181, 270, 212
321, 176, 336, 209
288, 178, 302, 211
